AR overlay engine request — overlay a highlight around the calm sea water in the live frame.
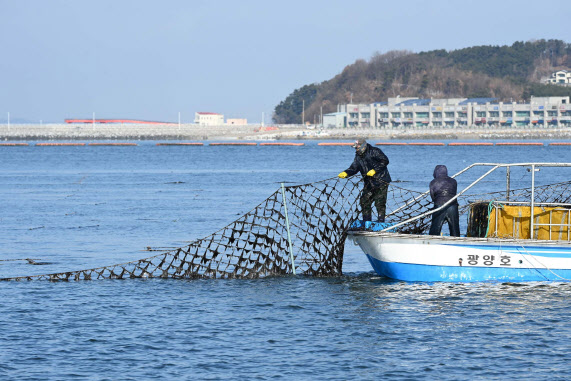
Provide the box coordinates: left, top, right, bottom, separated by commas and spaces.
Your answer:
1, 140, 571, 380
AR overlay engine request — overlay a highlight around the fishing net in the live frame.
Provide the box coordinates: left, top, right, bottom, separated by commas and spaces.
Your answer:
3, 177, 364, 281
4, 174, 570, 281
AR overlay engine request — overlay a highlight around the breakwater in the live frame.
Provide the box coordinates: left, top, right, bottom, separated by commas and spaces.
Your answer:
2, 123, 571, 141
3, 141, 569, 147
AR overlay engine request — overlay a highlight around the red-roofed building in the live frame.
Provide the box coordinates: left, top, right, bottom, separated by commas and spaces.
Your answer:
194, 112, 224, 126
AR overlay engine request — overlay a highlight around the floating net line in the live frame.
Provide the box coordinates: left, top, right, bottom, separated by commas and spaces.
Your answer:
5, 175, 569, 281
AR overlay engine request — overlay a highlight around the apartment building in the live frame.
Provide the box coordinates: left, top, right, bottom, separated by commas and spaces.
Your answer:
327, 96, 571, 128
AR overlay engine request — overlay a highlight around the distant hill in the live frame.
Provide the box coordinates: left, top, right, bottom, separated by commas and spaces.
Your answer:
273, 39, 571, 124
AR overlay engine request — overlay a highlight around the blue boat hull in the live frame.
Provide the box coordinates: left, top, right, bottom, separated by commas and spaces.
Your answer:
349, 232, 571, 282
366, 254, 571, 282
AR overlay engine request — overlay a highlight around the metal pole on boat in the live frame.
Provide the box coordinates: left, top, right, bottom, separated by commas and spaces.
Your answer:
389, 162, 484, 217
384, 165, 501, 232
281, 183, 297, 275
506, 166, 510, 201
530, 164, 535, 239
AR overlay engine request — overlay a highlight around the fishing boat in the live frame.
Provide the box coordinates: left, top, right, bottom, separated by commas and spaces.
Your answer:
348, 163, 571, 282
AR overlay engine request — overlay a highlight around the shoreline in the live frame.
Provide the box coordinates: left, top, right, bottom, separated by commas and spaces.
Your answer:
2, 124, 571, 141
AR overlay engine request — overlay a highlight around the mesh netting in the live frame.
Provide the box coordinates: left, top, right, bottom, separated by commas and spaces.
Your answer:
4, 174, 570, 281
2, 177, 364, 281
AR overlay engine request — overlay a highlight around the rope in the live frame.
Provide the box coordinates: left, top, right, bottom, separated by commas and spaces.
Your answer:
518, 245, 571, 282
484, 201, 506, 238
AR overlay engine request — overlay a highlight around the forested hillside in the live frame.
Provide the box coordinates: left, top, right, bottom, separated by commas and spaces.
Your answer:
273, 40, 571, 124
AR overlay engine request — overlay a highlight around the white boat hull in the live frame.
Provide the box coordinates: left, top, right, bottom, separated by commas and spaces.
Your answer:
349, 232, 571, 282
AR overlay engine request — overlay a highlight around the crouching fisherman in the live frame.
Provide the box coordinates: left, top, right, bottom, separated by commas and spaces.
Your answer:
429, 165, 460, 237
338, 138, 391, 222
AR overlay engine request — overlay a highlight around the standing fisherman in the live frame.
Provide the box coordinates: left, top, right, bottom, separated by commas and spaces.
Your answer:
338, 138, 391, 222
429, 164, 460, 237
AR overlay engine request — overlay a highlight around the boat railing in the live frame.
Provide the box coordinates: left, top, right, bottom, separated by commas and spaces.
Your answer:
383, 163, 571, 237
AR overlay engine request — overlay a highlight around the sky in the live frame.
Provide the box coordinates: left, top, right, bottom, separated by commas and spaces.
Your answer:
1, 0, 570, 124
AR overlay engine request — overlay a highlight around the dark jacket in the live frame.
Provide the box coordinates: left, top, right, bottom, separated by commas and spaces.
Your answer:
429, 165, 458, 207
345, 143, 391, 190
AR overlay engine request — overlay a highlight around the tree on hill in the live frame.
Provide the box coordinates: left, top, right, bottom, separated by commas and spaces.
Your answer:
273, 84, 318, 124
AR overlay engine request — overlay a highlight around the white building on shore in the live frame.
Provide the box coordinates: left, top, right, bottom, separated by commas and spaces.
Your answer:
195, 112, 224, 126
323, 96, 571, 129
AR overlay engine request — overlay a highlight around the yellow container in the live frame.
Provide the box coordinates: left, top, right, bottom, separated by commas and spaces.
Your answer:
487, 205, 571, 240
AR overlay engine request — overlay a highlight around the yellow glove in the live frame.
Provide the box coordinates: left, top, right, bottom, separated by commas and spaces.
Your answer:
366, 169, 376, 177
338, 171, 348, 179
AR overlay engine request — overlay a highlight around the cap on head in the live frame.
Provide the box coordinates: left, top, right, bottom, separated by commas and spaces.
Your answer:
353, 138, 367, 148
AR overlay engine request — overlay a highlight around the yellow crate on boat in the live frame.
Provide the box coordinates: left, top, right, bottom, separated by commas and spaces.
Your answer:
487, 205, 571, 240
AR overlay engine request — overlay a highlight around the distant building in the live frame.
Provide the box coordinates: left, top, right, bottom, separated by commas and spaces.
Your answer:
323, 112, 346, 128
546, 70, 571, 85
195, 112, 224, 126
335, 96, 571, 128
226, 118, 247, 125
